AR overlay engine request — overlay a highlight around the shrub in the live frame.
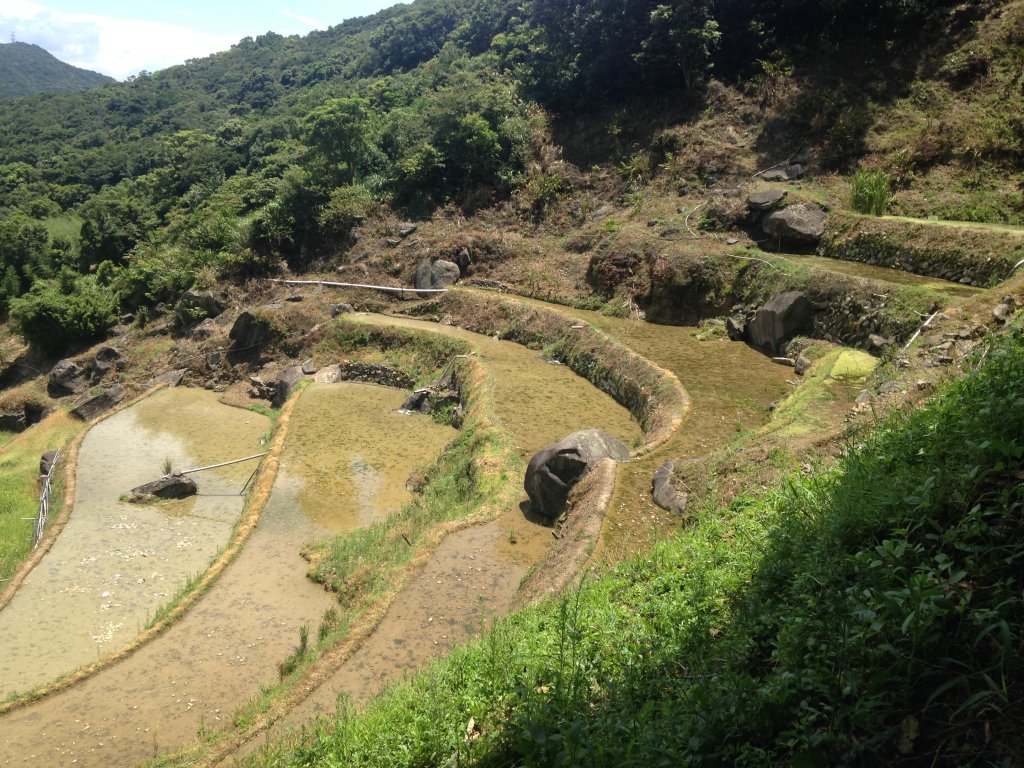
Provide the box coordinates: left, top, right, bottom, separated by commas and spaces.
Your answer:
851, 169, 892, 215
10, 274, 116, 353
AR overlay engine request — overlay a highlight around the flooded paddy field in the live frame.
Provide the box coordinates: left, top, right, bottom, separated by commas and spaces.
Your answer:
0, 383, 459, 766
0, 389, 269, 698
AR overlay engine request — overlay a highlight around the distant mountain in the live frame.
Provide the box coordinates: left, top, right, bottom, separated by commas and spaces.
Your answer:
0, 42, 114, 97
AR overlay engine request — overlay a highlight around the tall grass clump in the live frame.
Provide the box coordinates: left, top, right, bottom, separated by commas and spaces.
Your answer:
851, 169, 892, 215
280, 331, 1024, 768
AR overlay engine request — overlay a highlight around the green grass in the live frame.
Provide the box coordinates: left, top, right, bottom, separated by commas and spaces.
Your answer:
256, 329, 1024, 767
851, 169, 892, 216
0, 412, 82, 584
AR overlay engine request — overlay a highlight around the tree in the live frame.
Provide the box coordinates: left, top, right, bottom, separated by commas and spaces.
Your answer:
637, 2, 720, 93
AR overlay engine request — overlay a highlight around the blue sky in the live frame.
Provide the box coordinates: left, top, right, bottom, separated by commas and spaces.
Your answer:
0, 0, 402, 80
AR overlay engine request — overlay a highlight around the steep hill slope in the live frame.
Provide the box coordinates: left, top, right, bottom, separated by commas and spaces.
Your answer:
0, 42, 114, 96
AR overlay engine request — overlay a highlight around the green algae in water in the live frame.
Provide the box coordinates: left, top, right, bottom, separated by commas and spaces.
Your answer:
279, 383, 457, 531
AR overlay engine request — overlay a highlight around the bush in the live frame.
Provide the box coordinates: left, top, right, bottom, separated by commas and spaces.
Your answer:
852, 169, 892, 215
10, 274, 116, 353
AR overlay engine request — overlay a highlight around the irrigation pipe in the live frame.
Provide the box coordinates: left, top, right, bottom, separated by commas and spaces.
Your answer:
178, 452, 268, 476
903, 310, 941, 350
271, 279, 448, 295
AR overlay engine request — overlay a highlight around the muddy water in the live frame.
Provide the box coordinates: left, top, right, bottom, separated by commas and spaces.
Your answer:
495, 296, 792, 561
0, 383, 457, 767
0, 389, 269, 698
282, 383, 456, 532
359, 314, 643, 455
779, 253, 983, 298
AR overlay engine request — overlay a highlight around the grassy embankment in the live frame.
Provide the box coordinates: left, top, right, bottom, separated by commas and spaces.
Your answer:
0, 411, 81, 587
250, 326, 1023, 767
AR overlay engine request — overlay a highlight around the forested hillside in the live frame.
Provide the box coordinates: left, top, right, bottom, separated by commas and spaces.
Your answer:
0, 42, 113, 97
2, 0, 1019, 354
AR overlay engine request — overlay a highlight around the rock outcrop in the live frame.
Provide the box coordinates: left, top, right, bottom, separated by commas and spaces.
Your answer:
128, 474, 198, 502
47, 359, 90, 397
651, 460, 687, 515
415, 259, 460, 290
228, 304, 284, 361
747, 291, 812, 353
70, 386, 125, 421
174, 290, 225, 326
524, 429, 630, 519
762, 204, 827, 248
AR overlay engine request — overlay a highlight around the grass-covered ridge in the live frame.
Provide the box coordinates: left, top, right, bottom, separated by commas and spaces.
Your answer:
259, 329, 1024, 767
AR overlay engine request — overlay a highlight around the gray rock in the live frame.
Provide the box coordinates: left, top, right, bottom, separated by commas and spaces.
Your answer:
761, 169, 787, 182
93, 346, 125, 374
330, 303, 355, 317
747, 189, 787, 212
747, 291, 812, 353
269, 366, 305, 408
794, 354, 812, 376
772, 356, 796, 367
149, 369, 187, 388
400, 390, 430, 413
129, 474, 198, 502
761, 204, 826, 247
726, 316, 746, 341
651, 460, 687, 514
301, 359, 318, 376
398, 222, 418, 238
455, 247, 471, 276
993, 302, 1016, 324
48, 359, 90, 397
783, 163, 805, 180
71, 386, 125, 421
228, 304, 284, 360
524, 429, 630, 519
40, 450, 59, 477
415, 259, 461, 290
869, 333, 893, 351
0, 412, 26, 432
207, 351, 223, 369
175, 290, 225, 326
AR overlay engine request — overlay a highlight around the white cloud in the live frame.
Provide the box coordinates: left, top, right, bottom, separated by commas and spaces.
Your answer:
0, 2, 236, 80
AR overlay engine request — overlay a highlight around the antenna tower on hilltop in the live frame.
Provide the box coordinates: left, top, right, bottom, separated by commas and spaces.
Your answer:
9, 33, 15, 44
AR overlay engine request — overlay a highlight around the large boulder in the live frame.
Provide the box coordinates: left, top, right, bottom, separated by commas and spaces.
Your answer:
175, 290, 225, 326
71, 386, 125, 421
747, 189, 787, 212
128, 474, 198, 502
269, 366, 305, 408
651, 460, 687, 515
0, 411, 26, 432
48, 359, 90, 397
93, 346, 125, 375
228, 304, 284, 361
524, 429, 630, 519
39, 450, 59, 477
761, 204, 826, 248
415, 259, 461, 290
747, 291, 812, 353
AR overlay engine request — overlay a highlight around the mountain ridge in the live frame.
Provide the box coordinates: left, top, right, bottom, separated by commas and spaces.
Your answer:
0, 41, 115, 97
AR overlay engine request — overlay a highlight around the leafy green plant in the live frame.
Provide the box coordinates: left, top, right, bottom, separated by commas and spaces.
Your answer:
851, 169, 892, 215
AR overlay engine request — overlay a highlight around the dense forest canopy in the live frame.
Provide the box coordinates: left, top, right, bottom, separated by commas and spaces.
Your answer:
0, 0, 977, 351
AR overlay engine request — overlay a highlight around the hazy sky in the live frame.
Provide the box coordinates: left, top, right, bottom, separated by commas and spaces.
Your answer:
0, 0, 402, 80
